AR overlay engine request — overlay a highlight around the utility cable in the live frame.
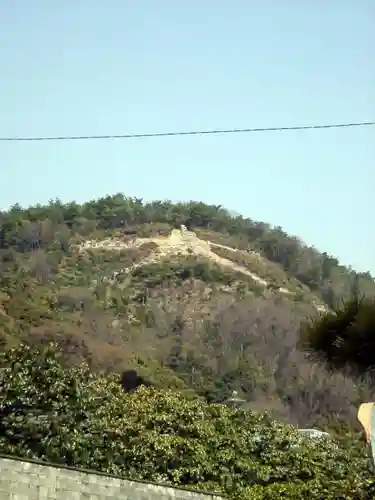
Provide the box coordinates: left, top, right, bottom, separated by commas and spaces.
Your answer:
0, 120, 374, 142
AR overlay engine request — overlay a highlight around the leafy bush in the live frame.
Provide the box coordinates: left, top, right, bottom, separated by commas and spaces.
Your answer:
0, 343, 374, 499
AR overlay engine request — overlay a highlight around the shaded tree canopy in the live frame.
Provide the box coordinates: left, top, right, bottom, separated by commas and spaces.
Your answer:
121, 369, 152, 392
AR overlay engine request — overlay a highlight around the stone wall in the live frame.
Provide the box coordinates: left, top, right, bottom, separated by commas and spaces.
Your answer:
0, 455, 223, 500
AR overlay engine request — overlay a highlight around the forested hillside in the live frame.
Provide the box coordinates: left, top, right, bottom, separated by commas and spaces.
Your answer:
0, 194, 374, 432
2, 194, 373, 301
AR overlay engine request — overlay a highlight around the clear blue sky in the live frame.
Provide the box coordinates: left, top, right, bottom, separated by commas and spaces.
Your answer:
0, 2, 373, 273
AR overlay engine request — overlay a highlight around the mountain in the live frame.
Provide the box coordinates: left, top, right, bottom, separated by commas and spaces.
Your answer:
0, 194, 374, 431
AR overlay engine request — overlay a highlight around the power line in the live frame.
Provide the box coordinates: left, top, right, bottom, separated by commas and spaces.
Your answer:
0, 120, 374, 142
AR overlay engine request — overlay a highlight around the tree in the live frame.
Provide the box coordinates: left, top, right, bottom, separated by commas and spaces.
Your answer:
300, 292, 375, 373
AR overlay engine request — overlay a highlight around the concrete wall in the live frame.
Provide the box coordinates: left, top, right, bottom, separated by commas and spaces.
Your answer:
0, 455, 223, 500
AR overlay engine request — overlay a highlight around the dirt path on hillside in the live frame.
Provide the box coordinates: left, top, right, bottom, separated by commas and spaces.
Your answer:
78, 228, 326, 311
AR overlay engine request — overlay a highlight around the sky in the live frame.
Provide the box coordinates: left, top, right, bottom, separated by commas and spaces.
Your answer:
0, 1, 373, 274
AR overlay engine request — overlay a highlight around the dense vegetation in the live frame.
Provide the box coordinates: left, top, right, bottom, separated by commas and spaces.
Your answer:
0, 342, 374, 499
1, 194, 375, 497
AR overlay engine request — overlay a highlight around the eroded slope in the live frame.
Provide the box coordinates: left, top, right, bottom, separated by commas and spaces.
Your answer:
78, 226, 327, 312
